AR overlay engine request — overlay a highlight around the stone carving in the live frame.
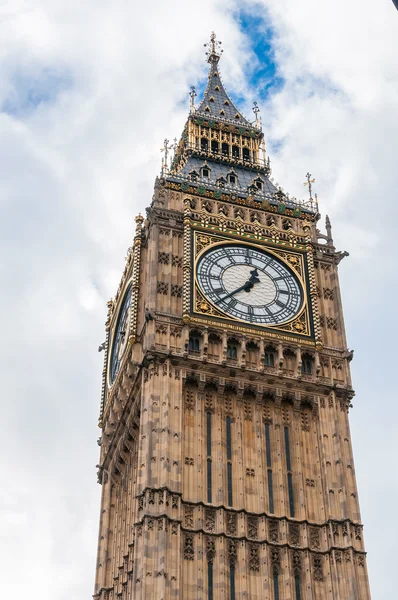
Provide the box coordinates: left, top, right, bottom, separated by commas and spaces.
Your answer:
244, 399, 252, 421
205, 509, 216, 533
292, 550, 301, 575
312, 555, 324, 581
157, 281, 169, 295
171, 284, 183, 297
185, 457, 194, 465
184, 506, 194, 528
172, 522, 178, 535
355, 525, 362, 540
184, 533, 194, 560
248, 544, 260, 572
309, 526, 320, 550
138, 496, 144, 511
171, 254, 183, 267
185, 389, 195, 411
172, 495, 179, 509
158, 252, 170, 264
246, 468, 255, 477
342, 521, 349, 537
357, 554, 365, 567
228, 540, 237, 567
147, 519, 154, 531
306, 479, 315, 487
289, 523, 300, 547
271, 548, 280, 575
148, 490, 155, 505
248, 516, 258, 540
269, 519, 279, 543
323, 287, 334, 300
227, 512, 237, 536
326, 317, 338, 330
206, 537, 216, 563
335, 550, 342, 563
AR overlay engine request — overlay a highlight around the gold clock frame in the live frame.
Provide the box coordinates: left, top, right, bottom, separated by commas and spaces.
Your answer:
185, 228, 317, 344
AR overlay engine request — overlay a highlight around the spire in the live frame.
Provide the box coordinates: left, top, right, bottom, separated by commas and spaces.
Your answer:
325, 215, 333, 246
196, 32, 253, 128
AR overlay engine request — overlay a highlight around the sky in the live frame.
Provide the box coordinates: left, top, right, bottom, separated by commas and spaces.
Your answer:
0, 1, 397, 598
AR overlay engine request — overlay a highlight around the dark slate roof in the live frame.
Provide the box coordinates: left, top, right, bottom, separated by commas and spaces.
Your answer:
168, 155, 277, 196
196, 55, 252, 128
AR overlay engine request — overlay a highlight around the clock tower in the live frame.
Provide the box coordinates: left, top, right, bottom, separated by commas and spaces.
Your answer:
93, 34, 372, 600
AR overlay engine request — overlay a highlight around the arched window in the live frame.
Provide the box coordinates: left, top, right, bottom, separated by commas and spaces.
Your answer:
264, 351, 275, 367
246, 341, 259, 367
201, 138, 208, 151
211, 140, 219, 154
227, 342, 238, 360
188, 334, 201, 354
301, 355, 313, 375
282, 218, 292, 231
222, 142, 229, 156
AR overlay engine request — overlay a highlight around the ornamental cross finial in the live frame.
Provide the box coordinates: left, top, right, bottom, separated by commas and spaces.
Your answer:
252, 101, 260, 125
204, 32, 223, 59
304, 172, 316, 200
160, 138, 172, 175
189, 86, 197, 112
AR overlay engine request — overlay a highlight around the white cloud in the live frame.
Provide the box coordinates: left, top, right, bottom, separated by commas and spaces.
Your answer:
1, 0, 396, 598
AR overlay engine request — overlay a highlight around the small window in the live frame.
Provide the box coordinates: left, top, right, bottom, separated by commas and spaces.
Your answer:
201, 138, 208, 151
301, 357, 313, 375
202, 168, 209, 178
211, 140, 219, 154
255, 179, 263, 190
227, 344, 238, 360
232, 145, 240, 158
217, 177, 226, 188
234, 113, 240, 119
243, 147, 250, 162
224, 100, 229, 106
209, 96, 215, 103
213, 72, 218, 77
264, 352, 275, 367
282, 219, 292, 231
220, 110, 225, 116
228, 174, 236, 185
204, 106, 210, 113
189, 170, 199, 181
214, 85, 220, 91
188, 336, 200, 353
221, 142, 229, 156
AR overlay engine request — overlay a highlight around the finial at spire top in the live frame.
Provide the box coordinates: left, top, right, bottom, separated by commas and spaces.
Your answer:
204, 31, 223, 63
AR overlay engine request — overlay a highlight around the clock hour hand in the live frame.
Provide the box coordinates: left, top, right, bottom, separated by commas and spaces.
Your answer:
215, 269, 260, 304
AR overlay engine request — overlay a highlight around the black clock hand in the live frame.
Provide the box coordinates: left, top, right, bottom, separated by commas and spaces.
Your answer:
215, 269, 260, 304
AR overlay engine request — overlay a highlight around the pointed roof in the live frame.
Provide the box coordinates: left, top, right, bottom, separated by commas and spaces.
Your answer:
195, 34, 252, 128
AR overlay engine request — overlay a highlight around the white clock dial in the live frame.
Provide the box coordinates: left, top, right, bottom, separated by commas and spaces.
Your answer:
196, 244, 303, 325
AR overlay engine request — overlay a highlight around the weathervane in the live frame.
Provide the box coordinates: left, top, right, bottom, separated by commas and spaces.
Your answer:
304, 172, 316, 200
189, 86, 197, 112
204, 32, 223, 59
161, 138, 173, 176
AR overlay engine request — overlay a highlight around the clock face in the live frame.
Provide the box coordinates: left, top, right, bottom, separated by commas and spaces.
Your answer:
196, 244, 303, 325
109, 284, 132, 385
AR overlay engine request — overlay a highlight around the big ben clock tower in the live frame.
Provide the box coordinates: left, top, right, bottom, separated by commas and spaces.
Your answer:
93, 34, 372, 600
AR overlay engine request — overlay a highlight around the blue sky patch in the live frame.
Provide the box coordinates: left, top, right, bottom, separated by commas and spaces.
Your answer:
2, 67, 73, 118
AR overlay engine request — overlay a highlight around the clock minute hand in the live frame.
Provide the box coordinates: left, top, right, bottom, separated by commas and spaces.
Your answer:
215, 269, 261, 305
